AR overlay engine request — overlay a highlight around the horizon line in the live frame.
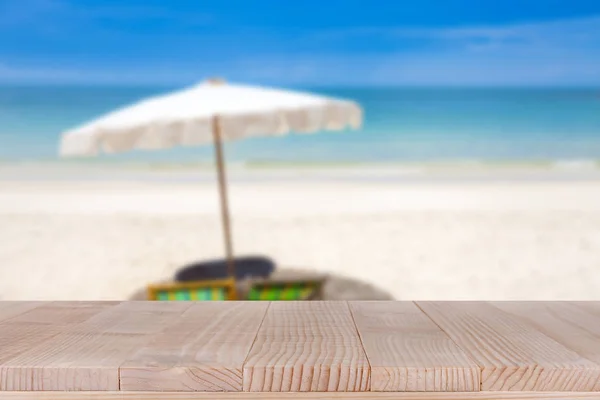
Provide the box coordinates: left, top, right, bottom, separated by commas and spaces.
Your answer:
0, 82, 599, 89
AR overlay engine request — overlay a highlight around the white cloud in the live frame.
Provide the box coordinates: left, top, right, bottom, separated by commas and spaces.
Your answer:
312, 15, 600, 46
302, 16, 600, 86
0, 63, 76, 81
368, 52, 600, 86
1, 15, 599, 86
425, 16, 600, 43
0, 62, 197, 85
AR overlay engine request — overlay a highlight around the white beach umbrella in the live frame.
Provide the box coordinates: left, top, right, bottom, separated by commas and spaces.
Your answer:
59, 78, 363, 279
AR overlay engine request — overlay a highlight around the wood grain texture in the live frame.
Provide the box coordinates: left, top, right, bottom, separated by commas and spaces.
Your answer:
416, 302, 600, 392
0, 302, 44, 323
6, 302, 118, 327
492, 302, 600, 385
3, 391, 600, 399
0, 302, 192, 391
243, 301, 370, 392
120, 302, 269, 392
72, 301, 190, 334
349, 301, 480, 392
572, 302, 600, 318
0, 302, 113, 370
0, 324, 62, 366
1, 301, 600, 396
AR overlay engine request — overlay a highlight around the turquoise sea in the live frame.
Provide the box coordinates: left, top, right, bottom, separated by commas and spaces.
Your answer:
1, 85, 599, 164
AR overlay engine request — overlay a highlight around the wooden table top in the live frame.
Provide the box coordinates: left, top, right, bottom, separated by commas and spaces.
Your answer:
0, 301, 599, 399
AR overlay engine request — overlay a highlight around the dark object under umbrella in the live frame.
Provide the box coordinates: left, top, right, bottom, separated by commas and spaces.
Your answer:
175, 256, 275, 282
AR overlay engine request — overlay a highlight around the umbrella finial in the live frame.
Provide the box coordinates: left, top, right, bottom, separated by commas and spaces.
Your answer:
205, 77, 226, 86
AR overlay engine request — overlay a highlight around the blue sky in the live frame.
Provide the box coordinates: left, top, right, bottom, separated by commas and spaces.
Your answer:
0, 0, 599, 86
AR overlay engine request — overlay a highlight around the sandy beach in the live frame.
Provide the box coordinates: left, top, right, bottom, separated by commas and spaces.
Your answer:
1, 163, 600, 301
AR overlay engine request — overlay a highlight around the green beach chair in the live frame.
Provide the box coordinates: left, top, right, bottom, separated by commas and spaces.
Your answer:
147, 278, 236, 301
248, 279, 324, 301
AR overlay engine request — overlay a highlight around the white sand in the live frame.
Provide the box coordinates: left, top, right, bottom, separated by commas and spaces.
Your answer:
1, 165, 600, 301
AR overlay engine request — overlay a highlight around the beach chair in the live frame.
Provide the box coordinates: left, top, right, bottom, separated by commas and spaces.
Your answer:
147, 278, 236, 301
248, 277, 325, 301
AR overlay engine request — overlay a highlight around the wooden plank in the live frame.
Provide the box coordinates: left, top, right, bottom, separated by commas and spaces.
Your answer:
0, 300, 599, 397
6, 302, 118, 327
243, 301, 370, 392
0, 323, 63, 367
3, 391, 600, 399
492, 302, 600, 371
69, 301, 190, 334
349, 301, 479, 392
0, 302, 44, 323
572, 302, 600, 318
0, 302, 192, 391
0, 302, 111, 371
416, 302, 600, 391
120, 302, 269, 392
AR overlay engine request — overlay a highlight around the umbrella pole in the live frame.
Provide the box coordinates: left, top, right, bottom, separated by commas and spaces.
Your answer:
212, 116, 236, 281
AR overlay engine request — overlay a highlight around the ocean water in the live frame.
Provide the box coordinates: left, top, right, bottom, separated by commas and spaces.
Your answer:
1, 85, 599, 164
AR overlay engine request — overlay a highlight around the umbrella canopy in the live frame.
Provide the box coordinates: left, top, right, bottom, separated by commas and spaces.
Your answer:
60, 79, 362, 157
